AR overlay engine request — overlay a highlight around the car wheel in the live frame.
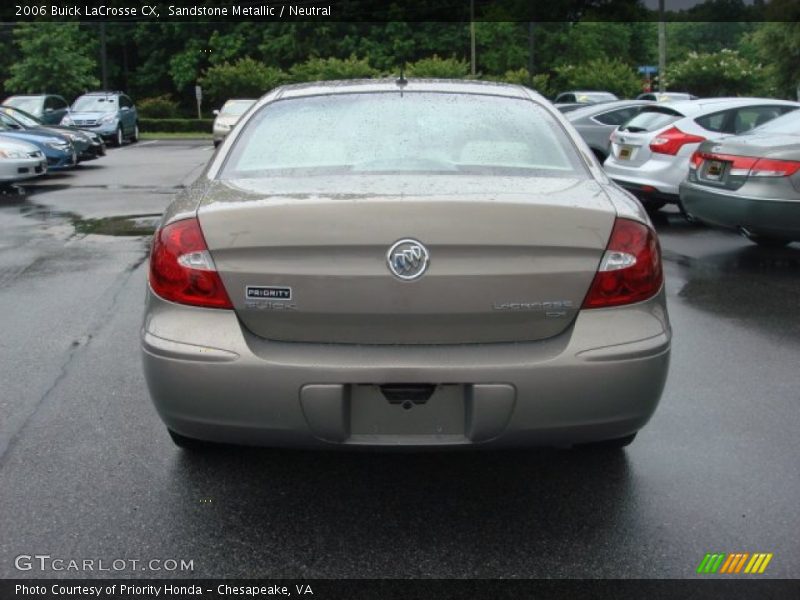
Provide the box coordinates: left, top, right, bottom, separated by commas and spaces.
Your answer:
591, 148, 606, 163
213, 140, 221, 148
577, 433, 637, 450
114, 125, 124, 147
131, 123, 139, 143
747, 234, 791, 248
168, 428, 215, 451
640, 199, 666, 212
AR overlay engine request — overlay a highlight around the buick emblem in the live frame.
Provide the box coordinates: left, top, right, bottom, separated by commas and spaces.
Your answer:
387, 239, 430, 281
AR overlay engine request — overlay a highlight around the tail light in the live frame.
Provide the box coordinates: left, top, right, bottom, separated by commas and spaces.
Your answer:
749, 157, 800, 178
149, 217, 233, 309
650, 126, 705, 156
583, 218, 663, 309
688, 151, 800, 178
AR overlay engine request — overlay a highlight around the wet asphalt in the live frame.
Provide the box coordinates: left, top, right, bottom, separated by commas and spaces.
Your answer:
0, 140, 798, 579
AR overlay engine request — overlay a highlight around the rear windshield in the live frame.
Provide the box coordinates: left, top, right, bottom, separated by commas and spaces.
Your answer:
1, 107, 39, 127
751, 108, 800, 135
221, 92, 586, 178
619, 107, 683, 133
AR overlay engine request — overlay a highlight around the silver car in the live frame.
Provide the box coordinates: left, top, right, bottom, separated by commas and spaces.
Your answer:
566, 100, 654, 162
212, 99, 256, 146
604, 98, 799, 211
680, 109, 800, 246
0, 135, 46, 183
143, 80, 671, 451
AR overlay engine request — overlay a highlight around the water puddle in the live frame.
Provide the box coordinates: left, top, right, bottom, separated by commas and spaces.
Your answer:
72, 214, 161, 236
11, 201, 160, 237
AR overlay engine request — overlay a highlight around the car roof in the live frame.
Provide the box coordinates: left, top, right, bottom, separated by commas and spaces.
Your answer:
82, 91, 126, 97
272, 79, 533, 102
656, 97, 800, 116
566, 99, 653, 120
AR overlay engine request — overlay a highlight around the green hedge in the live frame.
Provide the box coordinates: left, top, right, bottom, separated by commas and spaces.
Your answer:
139, 118, 214, 133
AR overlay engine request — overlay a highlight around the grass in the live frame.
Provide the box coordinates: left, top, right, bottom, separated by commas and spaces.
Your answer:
140, 132, 213, 140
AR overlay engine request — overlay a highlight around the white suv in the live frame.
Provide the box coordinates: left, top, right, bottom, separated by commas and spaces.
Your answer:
603, 98, 799, 210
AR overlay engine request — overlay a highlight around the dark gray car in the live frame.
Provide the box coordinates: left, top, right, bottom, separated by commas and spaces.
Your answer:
2, 94, 70, 125
680, 110, 800, 246
566, 100, 654, 161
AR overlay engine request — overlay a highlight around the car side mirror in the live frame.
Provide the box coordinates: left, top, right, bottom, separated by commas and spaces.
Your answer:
213, 109, 220, 115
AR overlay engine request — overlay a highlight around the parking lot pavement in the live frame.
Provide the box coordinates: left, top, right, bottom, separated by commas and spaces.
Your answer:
0, 142, 798, 578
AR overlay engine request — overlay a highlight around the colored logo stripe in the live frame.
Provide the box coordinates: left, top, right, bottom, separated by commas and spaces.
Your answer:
697, 553, 773, 574
745, 553, 773, 574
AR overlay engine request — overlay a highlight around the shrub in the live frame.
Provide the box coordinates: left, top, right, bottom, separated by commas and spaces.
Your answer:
288, 55, 378, 82
406, 55, 470, 79
492, 69, 554, 97
137, 95, 179, 119
200, 58, 286, 108
552, 58, 641, 99
666, 49, 771, 97
139, 118, 214, 133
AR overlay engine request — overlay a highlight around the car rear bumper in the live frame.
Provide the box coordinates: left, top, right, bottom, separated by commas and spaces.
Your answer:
680, 181, 800, 240
142, 289, 671, 449
604, 155, 688, 200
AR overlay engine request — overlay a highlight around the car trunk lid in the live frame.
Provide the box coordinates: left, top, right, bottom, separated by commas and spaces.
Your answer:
198, 175, 616, 344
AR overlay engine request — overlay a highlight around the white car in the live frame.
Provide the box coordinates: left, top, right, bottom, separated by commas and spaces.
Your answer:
212, 98, 256, 147
604, 98, 799, 210
0, 135, 47, 183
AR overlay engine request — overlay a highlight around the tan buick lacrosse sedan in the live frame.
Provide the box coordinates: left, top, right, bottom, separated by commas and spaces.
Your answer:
142, 79, 670, 451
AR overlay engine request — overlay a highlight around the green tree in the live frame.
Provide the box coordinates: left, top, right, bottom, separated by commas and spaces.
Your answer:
750, 22, 800, 99
6, 23, 98, 97
200, 58, 286, 108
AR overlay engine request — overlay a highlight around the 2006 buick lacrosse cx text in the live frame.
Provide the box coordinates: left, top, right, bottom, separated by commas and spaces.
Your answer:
142, 79, 671, 452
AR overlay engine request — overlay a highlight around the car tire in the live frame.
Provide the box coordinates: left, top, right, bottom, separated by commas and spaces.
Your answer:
114, 125, 124, 147
640, 199, 666, 212
213, 140, 221, 148
577, 433, 637, 450
747, 234, 791, 248
168, 428, 215, 451
131, 123, 139, 143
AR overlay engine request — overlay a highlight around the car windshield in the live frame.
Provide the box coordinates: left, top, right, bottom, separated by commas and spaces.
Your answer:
752, 108, 800, 135
1, 107, 40, 128
72, 96, 117, 113
221, 100, 255, 116
222, 92, 585, 178
4, 97, 42, 114
576, 93, 617, 103
0, 112, 25, 130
